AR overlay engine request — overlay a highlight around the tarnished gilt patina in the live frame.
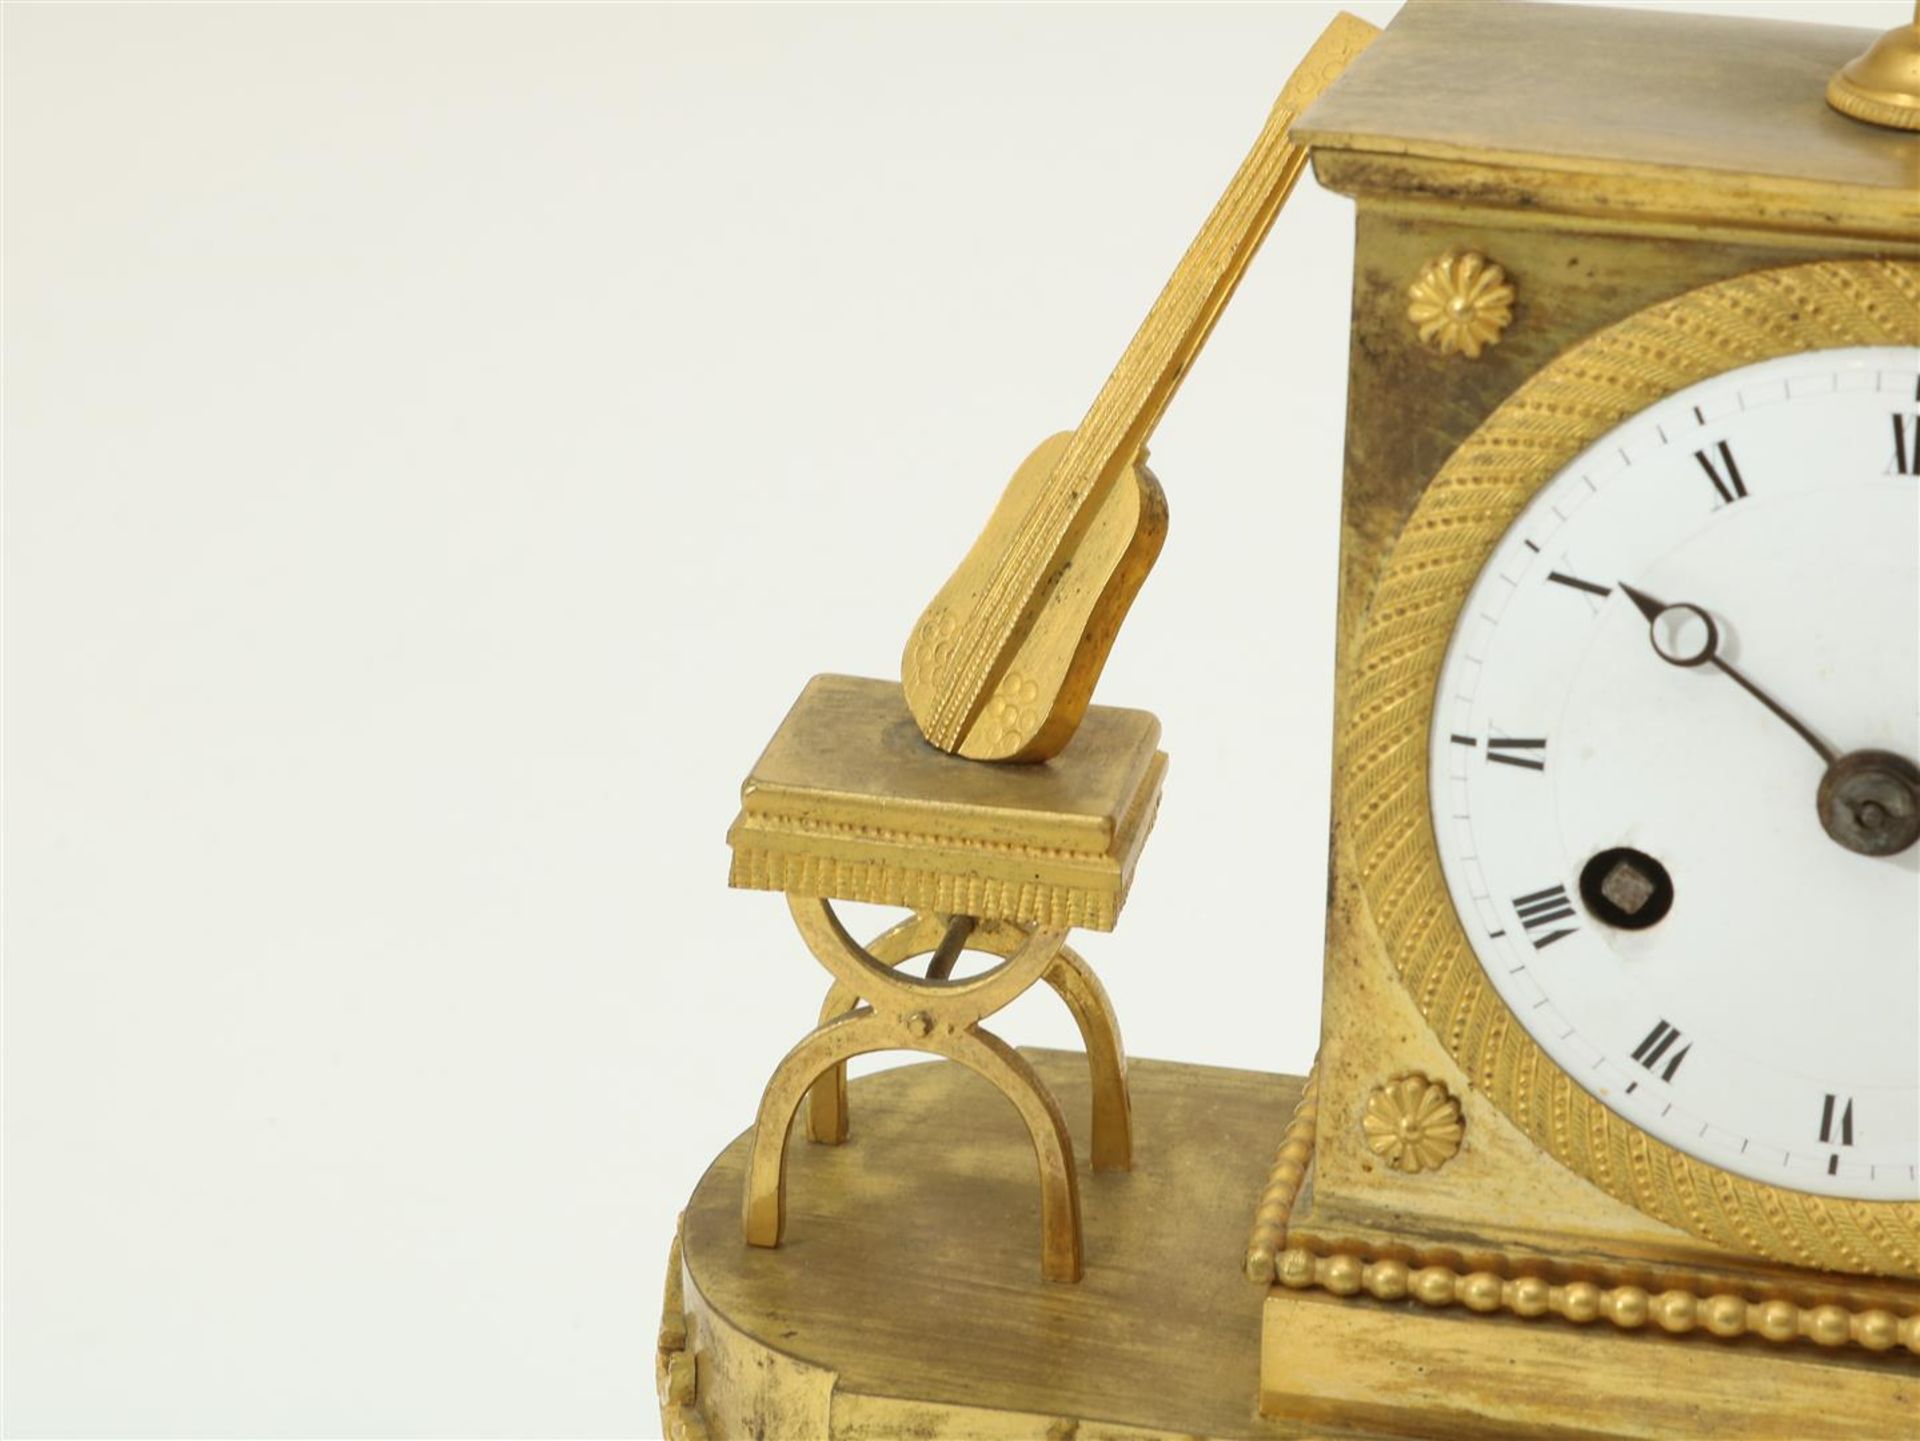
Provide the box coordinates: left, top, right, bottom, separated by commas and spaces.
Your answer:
1826, 2, 1920, 134
669, 1058, 1918, 1441
1270, 2, 1920, 1430
677, 4, 1920, 1436
728, 674, 1164, 933
676, 1054, 1321, 1441
729, 674, 1157, 1282
1295, 0, 1920, 245
898, 14, 1379, 763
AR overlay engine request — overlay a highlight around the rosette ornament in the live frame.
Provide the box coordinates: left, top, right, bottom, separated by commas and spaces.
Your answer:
1407, 251, 1515, 359
1362, 1073, 1465, 1173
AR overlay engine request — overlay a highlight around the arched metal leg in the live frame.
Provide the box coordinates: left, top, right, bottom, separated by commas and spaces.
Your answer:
1044, 945, 1133, 1173
806, 914, 1131, 1172
743, 1009, 1085, 1282
787, 898, 1060, 1138
805, 912, 946, 1145
938, 1025, 1084, 1283
803, 1055, 848, 1146
743, 1009, 888, 1250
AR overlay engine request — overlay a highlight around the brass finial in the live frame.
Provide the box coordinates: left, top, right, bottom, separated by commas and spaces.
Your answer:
1826, 3, 1920, 132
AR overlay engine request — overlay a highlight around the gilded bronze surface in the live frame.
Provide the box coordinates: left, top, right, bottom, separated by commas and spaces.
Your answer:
1827, 2, 1920, 133
899, 14, 1378, 764
1341, 258, 1920, 1278
1271, 1245, 1920, 1356
802, 909, 1132, 1175
1261, 1286, 1918, 1439
1405, 250, 1513, 358
1296, 0, 1920, 244
1358, 1073, 1462, 1175
679, 1053, 1325, 1441
677, 1060, 1919, 1441
729, 674, 1159, 1282
1294, 2, 1920, 1331
1244, 1067, 1319, 1284
680, 3, 1920, 1434
742, 897, 1091, 1282
727, 674, 1166, 932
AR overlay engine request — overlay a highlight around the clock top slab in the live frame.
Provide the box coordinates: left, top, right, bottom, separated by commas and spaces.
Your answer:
1297, 1, 1919, 240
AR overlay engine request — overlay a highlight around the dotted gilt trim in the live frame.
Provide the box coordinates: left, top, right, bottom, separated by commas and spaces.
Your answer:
728, 849, 1122, 932
735, 811, 1108, 864
1273, 1248, 1920, 1356
1343, 258, 1920, 1277
1245, 1066, 1320, 1283
1827, 76, 1920, 135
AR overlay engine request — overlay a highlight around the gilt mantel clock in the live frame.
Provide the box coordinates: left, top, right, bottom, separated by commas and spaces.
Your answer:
661, 5, 1920, 1438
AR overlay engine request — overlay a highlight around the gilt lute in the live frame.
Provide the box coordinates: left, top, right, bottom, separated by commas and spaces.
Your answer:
901, 13, 1378, 762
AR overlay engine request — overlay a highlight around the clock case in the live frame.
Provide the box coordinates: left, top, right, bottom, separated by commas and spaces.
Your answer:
1258, 0, 1919, 1426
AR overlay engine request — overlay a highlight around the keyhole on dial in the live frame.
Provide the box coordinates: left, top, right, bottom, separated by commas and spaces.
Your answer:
1579, 847, 1675, 931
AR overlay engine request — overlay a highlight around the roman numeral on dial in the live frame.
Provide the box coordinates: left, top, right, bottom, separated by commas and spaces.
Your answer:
1631, 1019, 1691, 1081
1694, 441, 1748, 504
1819, 1093, 1855, 1145
1892, 415, 1919, 477
1486, 736, 1547, 771
1546, 571, 1612, 600
1820, 1092, 1857, 1175
1450, 733, 1549, 770
1513, 884, 1577, 948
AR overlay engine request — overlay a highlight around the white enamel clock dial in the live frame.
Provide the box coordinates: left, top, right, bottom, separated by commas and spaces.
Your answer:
1430, 345, 1920, 1202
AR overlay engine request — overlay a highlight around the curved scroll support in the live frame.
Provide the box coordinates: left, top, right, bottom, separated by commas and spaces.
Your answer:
807, 916, 1130, 1171
743, 1009, 1085, 1282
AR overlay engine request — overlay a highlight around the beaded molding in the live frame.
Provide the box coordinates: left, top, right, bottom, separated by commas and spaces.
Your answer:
1243, 1069, 1917, 1356
1245, 1067, 1320, 1284
1273, 1247, 1920, 1355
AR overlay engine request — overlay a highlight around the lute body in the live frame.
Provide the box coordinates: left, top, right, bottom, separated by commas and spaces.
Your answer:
900, 13, 1378, 763
904, 434, 1167, 762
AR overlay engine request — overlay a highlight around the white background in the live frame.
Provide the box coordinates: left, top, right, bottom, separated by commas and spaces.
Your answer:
4, 2, 1896, 1435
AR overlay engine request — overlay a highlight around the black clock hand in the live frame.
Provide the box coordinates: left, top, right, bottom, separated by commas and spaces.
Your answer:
1617, 583, 1919, 858
1617, 582, 1837, 766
